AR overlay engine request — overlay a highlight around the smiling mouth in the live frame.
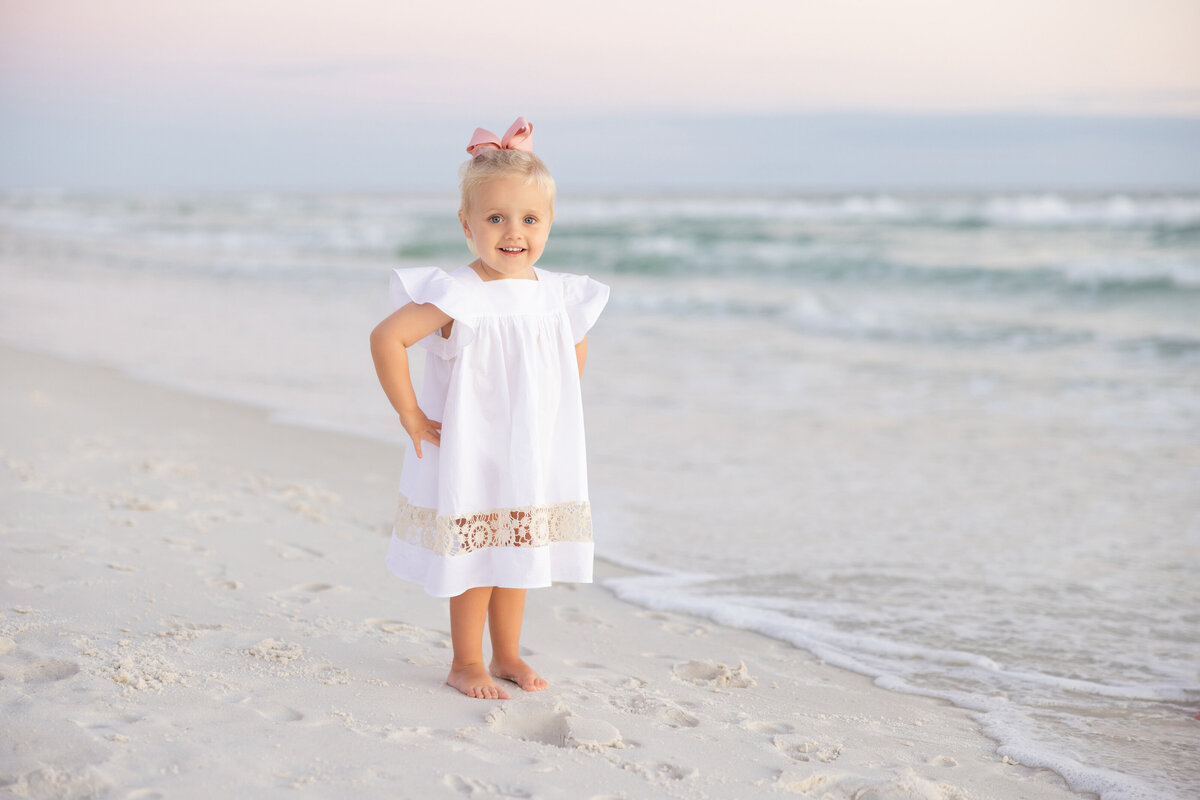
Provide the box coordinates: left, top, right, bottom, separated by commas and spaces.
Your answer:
499, 246, 526, 254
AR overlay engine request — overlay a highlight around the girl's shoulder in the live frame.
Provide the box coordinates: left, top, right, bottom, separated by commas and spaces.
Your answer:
388, 266, 482, 331
533, 268, 611, 343
388, 266, 483, 359
533, 267, 610, 296
389, 266, 480, 313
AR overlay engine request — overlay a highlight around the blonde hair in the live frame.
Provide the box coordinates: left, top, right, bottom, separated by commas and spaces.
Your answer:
458, 149, 557, 217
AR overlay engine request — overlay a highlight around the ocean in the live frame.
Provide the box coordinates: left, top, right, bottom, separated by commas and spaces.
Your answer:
2, 190, 1197, 799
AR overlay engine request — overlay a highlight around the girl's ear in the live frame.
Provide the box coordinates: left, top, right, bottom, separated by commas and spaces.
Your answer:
459, 210, 478, 256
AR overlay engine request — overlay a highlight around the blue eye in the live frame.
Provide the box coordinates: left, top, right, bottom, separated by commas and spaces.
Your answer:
524, 216, 537, 224
488, 215, 502, 223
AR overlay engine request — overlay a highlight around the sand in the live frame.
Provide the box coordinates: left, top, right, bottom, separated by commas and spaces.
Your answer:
0, 344, 1088, 799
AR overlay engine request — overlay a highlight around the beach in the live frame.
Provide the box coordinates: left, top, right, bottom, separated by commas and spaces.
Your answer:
0, 344, 1092, 799
2, 190, 1198, 798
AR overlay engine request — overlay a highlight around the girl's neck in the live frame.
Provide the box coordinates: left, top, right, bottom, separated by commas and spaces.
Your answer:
470, 259, 537, 282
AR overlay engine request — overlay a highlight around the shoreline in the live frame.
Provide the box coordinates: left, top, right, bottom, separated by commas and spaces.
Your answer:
0, 344, 1090, 799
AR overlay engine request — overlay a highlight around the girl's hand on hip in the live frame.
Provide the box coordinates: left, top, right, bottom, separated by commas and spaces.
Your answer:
400, 409, 442, 458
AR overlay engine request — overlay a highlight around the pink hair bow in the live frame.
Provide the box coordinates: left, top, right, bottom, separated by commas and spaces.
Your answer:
466, 117, 534, 156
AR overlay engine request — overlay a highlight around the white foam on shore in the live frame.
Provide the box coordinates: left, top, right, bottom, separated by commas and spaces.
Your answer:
604, 571, 1183, 800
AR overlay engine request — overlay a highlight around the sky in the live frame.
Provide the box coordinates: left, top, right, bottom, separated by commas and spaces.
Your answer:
2, 0, 1199, 191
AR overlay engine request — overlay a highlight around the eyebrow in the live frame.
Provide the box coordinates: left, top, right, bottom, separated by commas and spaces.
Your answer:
482, 208, 547, 216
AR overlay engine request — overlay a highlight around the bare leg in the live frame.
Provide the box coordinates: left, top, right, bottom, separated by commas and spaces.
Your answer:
488, 588, 547, 691
446, 586, 510, 699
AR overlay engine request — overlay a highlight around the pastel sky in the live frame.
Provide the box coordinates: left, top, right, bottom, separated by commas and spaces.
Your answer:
3, 0, 1199, 190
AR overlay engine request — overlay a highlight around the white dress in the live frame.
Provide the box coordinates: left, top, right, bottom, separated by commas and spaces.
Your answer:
384, 265, 610, 597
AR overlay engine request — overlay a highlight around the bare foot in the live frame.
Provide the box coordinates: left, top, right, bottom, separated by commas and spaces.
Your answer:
490, 656, 548, 692
446, 661, 510, 699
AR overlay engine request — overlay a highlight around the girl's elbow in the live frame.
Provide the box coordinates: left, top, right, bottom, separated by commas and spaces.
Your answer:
370, 323, 399, 356
369, 323, 387, 352
372, 323, 418, 356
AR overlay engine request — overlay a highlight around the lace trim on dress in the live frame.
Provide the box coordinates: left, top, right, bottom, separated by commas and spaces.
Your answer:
393, 497, 593, 557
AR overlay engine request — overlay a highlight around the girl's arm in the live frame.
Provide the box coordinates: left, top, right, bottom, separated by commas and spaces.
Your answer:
370, 302, 453, 458
575, 335, 587, 378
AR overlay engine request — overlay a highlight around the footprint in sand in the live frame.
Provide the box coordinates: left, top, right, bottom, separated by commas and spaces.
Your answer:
232, 696, 305, 723
24, 659, 80, 683
365, 618, 423, 636
270, 583, 343, 605
776, 770, 843, 794
487, 704, 570, 747
294, 583, 335, 593
69, 712, 142, 735
442, 774, 531, 797
0, 643, 80, 683
802, 773, 970, 800
204, 576, 242, 590
636, 608, 709, 636
661, 622, 709, 637
8, 544, 56, 556
8, 767, 110, 799
363, 618, 450, 647
252, 703, 305, 723
162, 537, 211, 555
614, 695, 700, 728
773, 733, 843, 763
268, 541, 325, 560
135, 458, 198, 478
245, 638, 305, 664
553, 607, 609, 626
562, 659, 605, 669
625, 761, 698, 782
157, 621, 224, 640
111, 493, 178, 512
656, 706, 700, 728
465, 746, 538, 768
487, 702, 623, 751
671, 659, 756, 688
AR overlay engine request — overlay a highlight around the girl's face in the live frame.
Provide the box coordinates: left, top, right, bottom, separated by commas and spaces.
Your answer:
459, 176, 553, 279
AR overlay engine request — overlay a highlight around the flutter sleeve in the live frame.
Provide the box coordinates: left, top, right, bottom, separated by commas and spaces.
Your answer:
389, 267, 478, 359
558, 273, 611, 343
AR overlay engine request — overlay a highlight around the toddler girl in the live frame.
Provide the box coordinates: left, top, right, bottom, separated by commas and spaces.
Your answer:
370, 118, 609, 700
